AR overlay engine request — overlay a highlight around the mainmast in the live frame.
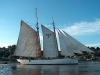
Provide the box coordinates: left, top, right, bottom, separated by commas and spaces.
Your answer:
35, 8, 41, 57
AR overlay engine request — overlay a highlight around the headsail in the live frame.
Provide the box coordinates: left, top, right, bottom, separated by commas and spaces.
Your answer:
58, 30, 75, 56
63, 31, 93, 53
14, 20, 41, 57
59, 30, 82, 54
41, 25, 58, 58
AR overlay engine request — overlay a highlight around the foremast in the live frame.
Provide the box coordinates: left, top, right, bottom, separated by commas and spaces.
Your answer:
35, 8, 41, 58
52, 20, 59, 57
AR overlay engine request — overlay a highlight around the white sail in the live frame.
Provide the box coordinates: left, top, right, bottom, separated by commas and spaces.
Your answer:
63, 31, 93, 53
59, 30, 82, 54
14, 20, 41, 57
58, 32, 66, 56
58, 31, 75, 56
41, 25, 58, 58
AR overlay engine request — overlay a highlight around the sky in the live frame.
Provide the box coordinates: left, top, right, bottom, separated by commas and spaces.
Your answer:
0, 0, 100, 48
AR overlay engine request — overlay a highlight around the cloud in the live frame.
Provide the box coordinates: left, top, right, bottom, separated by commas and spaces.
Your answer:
62, 19, 100, 35
86, 43, 100, 47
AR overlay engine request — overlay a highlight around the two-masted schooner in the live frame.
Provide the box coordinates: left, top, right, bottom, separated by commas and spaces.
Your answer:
14, 20, 92, 65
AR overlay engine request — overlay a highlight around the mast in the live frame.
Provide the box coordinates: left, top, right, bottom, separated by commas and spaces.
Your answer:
36, 8, 39, 37
52, 19, 59, 57
52, 19, 55, 34
35, 8, 41, 57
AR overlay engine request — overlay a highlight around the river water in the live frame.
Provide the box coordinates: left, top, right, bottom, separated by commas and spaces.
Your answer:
0, 61, 100, 75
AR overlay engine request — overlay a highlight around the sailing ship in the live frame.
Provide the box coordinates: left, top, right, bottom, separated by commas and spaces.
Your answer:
13, 19, 93, 65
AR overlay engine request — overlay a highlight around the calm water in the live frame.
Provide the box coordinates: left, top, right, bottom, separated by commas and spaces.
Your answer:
0, 61, 100, 75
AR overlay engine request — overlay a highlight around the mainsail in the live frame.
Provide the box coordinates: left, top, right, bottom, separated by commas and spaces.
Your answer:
41, 25, 58, 58
63, 31, 93, 53
14, 20, 41, 57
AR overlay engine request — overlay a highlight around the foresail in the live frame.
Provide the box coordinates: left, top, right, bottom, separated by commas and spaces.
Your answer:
58, 31, 74, 56
59, 30, 82, 54
41, 25, 58, 58
14, 20, 41, 57
63, 31, 93, 53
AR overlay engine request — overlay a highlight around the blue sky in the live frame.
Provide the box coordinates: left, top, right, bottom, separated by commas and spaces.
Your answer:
0, 0, 100, 48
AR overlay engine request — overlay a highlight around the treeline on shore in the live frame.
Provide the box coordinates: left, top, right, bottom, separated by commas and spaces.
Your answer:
0, 45, 100, 61
0, 45, 16, 61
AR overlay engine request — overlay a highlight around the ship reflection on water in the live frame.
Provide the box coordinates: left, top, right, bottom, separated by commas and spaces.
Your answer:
1, 61, 100, 75
15, 65, 78, 75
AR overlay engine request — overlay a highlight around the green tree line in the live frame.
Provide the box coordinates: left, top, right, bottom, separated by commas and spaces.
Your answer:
0, 45, 100, 61
0, 45, 16, 61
